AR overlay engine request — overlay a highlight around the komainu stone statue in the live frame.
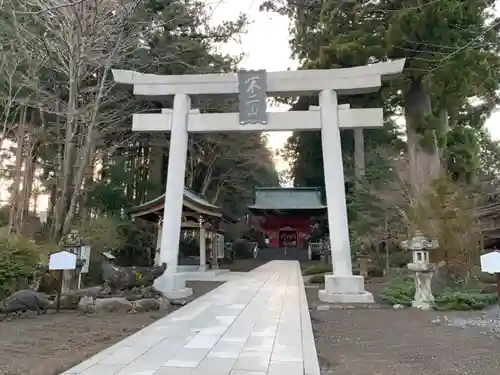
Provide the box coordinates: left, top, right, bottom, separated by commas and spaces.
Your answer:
0, 289, 53, 316
100, 262, 167, 294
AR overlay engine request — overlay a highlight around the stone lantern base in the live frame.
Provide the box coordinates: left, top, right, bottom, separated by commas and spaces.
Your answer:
318, 275, 374, 303
411, 271, 435, 310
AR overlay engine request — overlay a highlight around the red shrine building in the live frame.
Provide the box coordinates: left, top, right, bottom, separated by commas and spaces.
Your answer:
247, 187, 327, 255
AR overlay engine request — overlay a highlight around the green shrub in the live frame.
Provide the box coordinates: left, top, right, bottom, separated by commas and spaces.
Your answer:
303, 263, 332, 276
380, 277, 415, 306
240, 229, 266, 248
0, 231, 55, 298
78, 217, 156, 267
309, 273, 326, 284
371, 252, 411, 275
389, 251, 411, 268
434, 289, 497, 311
380, 276, 499, 311
368, 264, 384, 277
81, 217, 123, 252
82, 260, 104, 286
470, 265, 497, 284
116, 219, 156, 266
37, 271, 61, 294
232, 239, 255, 259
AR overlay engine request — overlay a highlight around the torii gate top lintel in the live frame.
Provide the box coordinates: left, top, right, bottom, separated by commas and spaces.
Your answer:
112, 59, 405, 97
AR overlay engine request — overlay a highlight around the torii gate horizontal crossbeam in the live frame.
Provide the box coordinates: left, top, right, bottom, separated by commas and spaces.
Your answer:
132, 107, 383, 133
112, 59, 405, 97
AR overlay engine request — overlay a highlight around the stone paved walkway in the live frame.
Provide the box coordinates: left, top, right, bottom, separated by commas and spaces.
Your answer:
61, 261, 320, 375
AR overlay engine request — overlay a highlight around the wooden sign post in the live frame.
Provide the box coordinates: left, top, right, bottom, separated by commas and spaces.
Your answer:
49, 251, 77, 312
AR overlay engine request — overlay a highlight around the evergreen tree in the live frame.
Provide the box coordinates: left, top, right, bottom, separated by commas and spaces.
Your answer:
265, 0, 500, 195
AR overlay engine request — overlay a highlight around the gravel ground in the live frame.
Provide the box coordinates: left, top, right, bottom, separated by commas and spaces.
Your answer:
0, 280, 223, 375
306, 283, 500, 375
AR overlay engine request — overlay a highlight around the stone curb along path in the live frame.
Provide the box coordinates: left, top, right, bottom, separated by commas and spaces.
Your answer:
60, 261, 321, 375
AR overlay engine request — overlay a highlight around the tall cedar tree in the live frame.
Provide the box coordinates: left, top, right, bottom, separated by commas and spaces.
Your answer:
265, 0, 500, 194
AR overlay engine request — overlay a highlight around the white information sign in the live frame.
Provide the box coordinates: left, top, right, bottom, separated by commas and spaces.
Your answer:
480, 251, 500, 274
49, 250, 77, 270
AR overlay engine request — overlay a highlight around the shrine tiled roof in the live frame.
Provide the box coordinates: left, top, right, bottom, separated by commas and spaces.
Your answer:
126, 187, 238, 223
248, 187, 326, 211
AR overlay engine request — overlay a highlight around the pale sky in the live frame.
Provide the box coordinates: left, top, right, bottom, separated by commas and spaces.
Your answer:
208, 0, 297, 172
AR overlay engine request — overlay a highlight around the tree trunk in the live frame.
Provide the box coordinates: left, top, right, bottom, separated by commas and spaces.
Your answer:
187, 136, 195, 189
149, 146, 164, 198
133, 145, 142, 204
8, 108, 27, 234
211, 181, 227, 205
54, 134, 76, 239
19, 115, 38, 226
54, 65, 79, 240
404, 78, 441, 199
126, 151, 135, 203
61, 136, 96, 237
354, 128, 365, 180
101, 146, 109, 181
62, 58, 114, 237
48, 184, 57, 223
50, 102, 63, 240
439, 109, 449, 133
200, 165, 213, 197
79, 153, 95, 224
136, 146, 149, 203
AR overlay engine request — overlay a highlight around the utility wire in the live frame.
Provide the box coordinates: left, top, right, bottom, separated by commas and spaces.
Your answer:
429, 17, 500, 75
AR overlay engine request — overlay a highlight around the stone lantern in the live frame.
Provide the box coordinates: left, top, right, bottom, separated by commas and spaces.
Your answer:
400, 231, 439, 310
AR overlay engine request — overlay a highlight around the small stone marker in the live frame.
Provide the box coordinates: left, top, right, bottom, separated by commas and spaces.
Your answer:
480, 250, 500, 305
49, 250, 77, 312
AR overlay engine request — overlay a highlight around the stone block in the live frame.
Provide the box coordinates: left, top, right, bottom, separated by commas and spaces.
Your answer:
78, 296, 133, 313
318, 274, 374, 303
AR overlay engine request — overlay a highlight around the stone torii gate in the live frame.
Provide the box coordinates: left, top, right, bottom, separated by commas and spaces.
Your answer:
113, 59, 405, 302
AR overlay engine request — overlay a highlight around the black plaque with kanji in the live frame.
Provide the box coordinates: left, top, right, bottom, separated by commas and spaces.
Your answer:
238, 70, 267, 125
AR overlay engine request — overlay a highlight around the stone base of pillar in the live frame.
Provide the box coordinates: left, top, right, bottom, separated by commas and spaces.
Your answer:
198, 264, 208, 272
154, 273, 193, 301
318, 274, 374, 303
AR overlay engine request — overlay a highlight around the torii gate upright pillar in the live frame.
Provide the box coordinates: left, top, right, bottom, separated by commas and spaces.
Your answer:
155, 94, 193, 299
318, 89, 369, 302
113, 59, 405, 303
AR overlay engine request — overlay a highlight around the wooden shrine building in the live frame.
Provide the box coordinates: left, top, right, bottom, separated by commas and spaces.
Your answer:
248, 187, 327, 253
127, 187, 238, 267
